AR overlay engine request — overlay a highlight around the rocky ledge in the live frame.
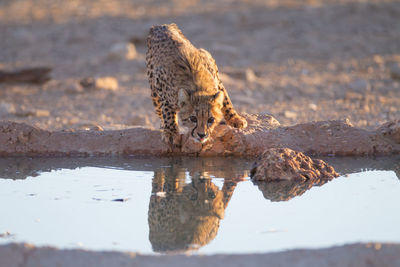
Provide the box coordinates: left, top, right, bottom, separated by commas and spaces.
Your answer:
0, 115, 399, 156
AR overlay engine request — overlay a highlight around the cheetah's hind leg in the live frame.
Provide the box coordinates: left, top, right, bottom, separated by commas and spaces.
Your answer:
220, 86, 248, 129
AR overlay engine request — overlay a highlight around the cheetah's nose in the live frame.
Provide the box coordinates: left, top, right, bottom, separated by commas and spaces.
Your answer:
197, 133, 206, 139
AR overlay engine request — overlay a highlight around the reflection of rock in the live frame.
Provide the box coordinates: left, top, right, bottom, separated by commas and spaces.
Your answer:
250, 148, 339, 181
395, 163, 400, 181
148, 158, 246, 253
254, 178, 331, 202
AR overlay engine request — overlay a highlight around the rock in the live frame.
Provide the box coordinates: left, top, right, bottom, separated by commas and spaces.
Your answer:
284, 110, 297, 119
378, 120, 400, 144
0, 103, 16, 116
95, 77, 119, 91
250, 148, 339, 181
245, 68, 257, 82
112, 198, 130, 202
390, 63, 400, 80
65, 83, 84, 94
90, 125, 104, 131
348, 79, 370, 92
108, 42, 137, 60
79, 76, 119, 91
0, 67, 51, 85
34, 110, 50, 117
308, 103, 318, 111
14, 107, 50, 117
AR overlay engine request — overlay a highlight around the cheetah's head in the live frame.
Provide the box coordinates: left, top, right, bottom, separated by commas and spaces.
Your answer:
178, 89, 224, 143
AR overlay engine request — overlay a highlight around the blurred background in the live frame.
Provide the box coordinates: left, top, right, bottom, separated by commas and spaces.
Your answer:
0, 0, 399, 131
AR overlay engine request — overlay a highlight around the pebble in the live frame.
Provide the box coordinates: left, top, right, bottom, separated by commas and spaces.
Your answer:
390, 63, 400, 80
112, 198, 130, 202
245, 68, 257, 82
65, 83, 84, 94
284, 110, 297, 119
95, 77, 119, 91
0, 102, 16, 116
308, 103, 317, 111
80, 76, 119, 91
348, 79, 370, 92
90, 125, 104, 131
108, 42, 137, 60
35, 109, 50, 117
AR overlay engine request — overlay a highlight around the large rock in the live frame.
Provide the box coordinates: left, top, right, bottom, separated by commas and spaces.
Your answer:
250, 148, 339, 181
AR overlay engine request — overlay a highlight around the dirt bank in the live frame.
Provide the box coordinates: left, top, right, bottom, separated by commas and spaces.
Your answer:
1, 0, 400, 133
1, 242, 399, 267
0, 115, 399, 157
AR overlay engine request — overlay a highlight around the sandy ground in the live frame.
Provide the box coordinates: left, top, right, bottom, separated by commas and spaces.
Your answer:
0, 0, 400, 132
1, 0, 400, 265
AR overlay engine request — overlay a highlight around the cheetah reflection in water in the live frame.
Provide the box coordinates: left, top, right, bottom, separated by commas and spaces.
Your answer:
147, 158, 248, 252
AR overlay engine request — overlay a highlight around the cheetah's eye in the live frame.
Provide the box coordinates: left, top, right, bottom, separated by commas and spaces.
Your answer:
190, 116, 197, 123
207, 117, 215, 124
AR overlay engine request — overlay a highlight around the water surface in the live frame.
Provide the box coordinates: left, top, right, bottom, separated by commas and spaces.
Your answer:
0, 156, 399, 254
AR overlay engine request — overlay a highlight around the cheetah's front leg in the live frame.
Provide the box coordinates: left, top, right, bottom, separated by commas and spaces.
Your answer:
219, 85, 248, 129
161, 107, 181, 149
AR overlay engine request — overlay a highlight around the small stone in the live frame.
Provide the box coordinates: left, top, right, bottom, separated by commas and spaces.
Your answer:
79, 76, 119, 91
308, 103, 317, 111
348, 79, 370, 92
65, 83, 84, 94
79, 77, 96, 89
34, 109, 50, 117
390, 63, 400, 80
108, 42, 137, 60
373, 55, 384, 65
112, 198, 130, 202
95, 77, 119, 91
284, 110, 297, 119
90, 125, 104, 131
245, 68, 257, 82
0, 102, 16, 116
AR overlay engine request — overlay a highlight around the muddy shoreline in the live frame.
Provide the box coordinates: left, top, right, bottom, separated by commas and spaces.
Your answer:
1, 242, 399, 267
0, 115, 399, 157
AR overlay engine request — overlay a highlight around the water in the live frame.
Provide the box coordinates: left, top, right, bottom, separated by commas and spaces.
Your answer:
0, 156, 399, 254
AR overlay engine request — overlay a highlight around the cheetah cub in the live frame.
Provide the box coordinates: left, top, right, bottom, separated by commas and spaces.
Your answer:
146, 24, 247, 147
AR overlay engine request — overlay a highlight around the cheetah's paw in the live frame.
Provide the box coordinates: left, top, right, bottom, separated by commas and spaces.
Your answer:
162, 131, 182, 150
228, 115, 248, 129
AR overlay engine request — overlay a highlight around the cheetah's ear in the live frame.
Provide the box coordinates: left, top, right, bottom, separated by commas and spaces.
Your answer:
211, 91, 224, 106
178, 88, 190, 108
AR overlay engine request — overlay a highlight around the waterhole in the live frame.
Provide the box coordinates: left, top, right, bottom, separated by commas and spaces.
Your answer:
0, 156, 399, 254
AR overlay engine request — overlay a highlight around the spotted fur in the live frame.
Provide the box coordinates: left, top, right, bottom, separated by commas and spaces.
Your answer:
146, 23, 247, 147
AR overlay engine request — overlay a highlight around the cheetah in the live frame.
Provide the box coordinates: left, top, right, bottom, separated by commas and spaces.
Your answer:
146, 23, 247, 147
